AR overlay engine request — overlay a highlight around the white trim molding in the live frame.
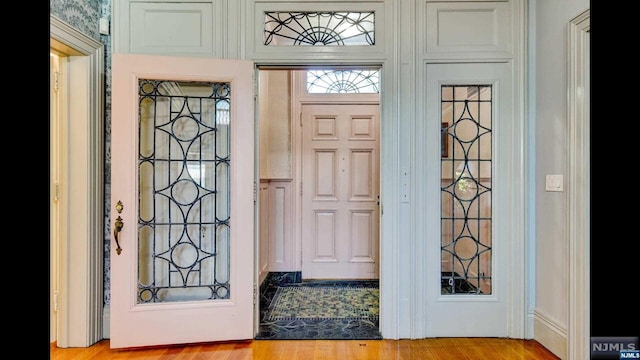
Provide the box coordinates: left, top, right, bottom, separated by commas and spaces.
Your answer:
567, 8, 590, 360
534, 309, 568, 359
50, 14, 105, 347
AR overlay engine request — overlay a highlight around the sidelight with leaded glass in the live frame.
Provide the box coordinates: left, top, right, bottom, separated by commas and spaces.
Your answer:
440, 85, 493, 295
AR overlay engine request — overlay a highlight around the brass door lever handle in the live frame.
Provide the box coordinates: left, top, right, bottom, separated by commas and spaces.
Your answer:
114, 200, 124, 255
114, 216, 124, 255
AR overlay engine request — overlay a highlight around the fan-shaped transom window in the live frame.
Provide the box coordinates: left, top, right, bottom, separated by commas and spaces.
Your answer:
264, 11, 375, 46
306, 69, 380, 94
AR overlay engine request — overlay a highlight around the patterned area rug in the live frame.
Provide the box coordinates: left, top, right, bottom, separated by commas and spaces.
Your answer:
266, 286, 379, 321
256, 273, 381, 339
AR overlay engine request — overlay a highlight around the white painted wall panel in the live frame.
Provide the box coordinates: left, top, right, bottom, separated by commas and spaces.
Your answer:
266, 71, 292, 179
273, 186, 286, 263
259, 70, 292, 179
258, 182, 270, 283
424, 1, 510, 58
131, 4, 210, 49
268, 180, 295, 271
438, 10, 496, 46
115, 0, 223, 57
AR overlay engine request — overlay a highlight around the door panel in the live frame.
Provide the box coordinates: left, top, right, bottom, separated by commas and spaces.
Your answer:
110, 54, 254, 348
425, 62, 511, 337
301, 104, 379, 279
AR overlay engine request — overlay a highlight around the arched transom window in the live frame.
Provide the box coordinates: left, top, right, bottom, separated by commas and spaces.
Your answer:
306, 69, 380, 94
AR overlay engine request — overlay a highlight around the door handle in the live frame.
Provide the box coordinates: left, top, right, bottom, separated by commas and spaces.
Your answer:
114, 201, 124, 255
114, 216, 124, 255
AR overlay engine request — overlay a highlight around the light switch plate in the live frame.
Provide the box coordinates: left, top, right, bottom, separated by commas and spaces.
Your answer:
99, 18, 110, 35
545, 174, 563, 192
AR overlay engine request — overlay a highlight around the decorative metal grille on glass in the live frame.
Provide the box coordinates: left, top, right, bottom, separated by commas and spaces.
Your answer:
440, 85, 492, 295
264, 11, 375, 46
137, 79, 231, 303
307, 70, 380, 94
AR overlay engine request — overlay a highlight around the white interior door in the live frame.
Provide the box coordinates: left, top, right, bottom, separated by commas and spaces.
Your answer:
110, 54, 255, 348
425, 62, 513, 336
301, 103, 380, 279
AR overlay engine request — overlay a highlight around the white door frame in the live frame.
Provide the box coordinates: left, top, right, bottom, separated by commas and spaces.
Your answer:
50, 14, 105, 348
247, 0, 399, 339
567, 9, 590, 360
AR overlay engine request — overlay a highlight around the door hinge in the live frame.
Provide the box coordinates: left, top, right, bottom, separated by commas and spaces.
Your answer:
53, 181, 60, 202
253, 181, 257, 204
253, 285, 257, 305
299, 111, 303, 127
253, 74, 258, 100
54, 72, 60, 92
300, 181, 303, 196
53, 290, 59, 312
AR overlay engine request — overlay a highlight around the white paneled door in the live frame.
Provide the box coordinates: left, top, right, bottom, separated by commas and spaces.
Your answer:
110, 54, 254, 348
301, 104, 380, 279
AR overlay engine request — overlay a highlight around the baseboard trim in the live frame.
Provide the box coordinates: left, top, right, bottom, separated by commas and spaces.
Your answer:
103, 305, 110, 339
534, 309, 567, 359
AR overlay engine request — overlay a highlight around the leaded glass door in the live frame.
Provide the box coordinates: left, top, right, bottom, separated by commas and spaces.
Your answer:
110, 54, 254, 348
425, 62, 512, 337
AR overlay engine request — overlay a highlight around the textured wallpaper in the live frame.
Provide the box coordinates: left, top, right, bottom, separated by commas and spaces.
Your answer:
50, 0, 113, 306
101, 0, 113, 307
50, 0, 102, 41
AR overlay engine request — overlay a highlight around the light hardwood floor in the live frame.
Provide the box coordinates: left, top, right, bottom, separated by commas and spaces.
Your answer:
50, 338, 560, 359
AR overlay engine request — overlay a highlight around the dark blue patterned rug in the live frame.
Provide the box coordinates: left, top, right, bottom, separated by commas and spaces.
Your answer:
255, 272, 382, 340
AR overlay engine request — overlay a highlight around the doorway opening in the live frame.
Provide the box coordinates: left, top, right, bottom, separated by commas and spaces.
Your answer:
50, 48, 63, 346
255, 66, 382, 339
50, 15, 104, 347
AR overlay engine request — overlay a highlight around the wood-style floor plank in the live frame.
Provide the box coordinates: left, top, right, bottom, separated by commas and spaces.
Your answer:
51, 338, 561, 360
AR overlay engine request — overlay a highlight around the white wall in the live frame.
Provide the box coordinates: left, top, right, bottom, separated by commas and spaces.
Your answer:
267, 71, 291, 179
259, 71, 270, 179
259, 70, 291, 179
534, 0, 589, 357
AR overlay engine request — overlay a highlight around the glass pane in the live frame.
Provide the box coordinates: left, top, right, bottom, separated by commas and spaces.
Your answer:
264, 11, 375, 46
440, 85, 492, 295
307, 70, 380, 94
137, 79, 232, 303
